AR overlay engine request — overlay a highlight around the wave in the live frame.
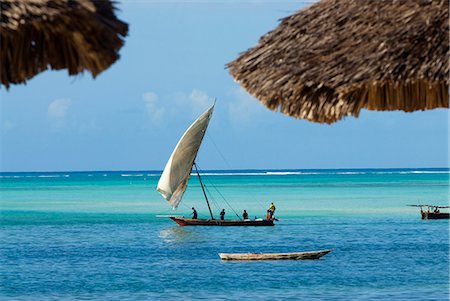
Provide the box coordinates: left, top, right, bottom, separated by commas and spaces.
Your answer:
194, 170, 449, 176
265, 171, 321, 175
193, 172, 267, 176
121, 173, 160, 177
189, 172, 320, 176
398, 171, 449, 174
0, 175, 70, 178
334, 171, 450, 175
121, 174, 145, 177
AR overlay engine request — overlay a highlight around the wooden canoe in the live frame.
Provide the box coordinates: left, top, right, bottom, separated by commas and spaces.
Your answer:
219, 249, 332, 261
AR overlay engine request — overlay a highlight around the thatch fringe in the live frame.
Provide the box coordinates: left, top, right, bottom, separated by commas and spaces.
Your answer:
0, 0, 128, 89
227, 0, 449, 124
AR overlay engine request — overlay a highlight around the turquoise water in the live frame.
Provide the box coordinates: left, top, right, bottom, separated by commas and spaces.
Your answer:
1, 169, 449, 300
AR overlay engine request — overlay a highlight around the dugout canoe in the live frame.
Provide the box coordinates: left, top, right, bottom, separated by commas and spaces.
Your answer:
219, 249, 332, 261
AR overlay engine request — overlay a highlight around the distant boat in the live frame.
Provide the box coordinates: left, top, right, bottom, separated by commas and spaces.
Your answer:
157, 103, 274, 227
408, 205, 450, 220
219, 249, 332, 261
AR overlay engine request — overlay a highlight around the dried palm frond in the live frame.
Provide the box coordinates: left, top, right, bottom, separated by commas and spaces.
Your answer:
1, 0, 128, 89
227, 0, 449, 123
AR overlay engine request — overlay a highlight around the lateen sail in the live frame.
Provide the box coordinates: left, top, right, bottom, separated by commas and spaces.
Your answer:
157, 105, 215, 209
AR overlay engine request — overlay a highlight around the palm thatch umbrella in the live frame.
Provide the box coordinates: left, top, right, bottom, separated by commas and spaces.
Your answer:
0, 0, 128, 89
227, 0, 449, 124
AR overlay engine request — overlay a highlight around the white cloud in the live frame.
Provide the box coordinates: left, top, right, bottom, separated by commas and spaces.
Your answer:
140, 89, 214, 128
189, 89, 212, 111
78, 119, 102, 134
173, 89, 214, 117
228, 87, 265, 124
48, 98, 71, 119
143, 92, 165, 125
2, 120, 14, 132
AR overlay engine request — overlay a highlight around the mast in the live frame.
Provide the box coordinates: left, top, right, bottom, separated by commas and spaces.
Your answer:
194, 162, 214, 220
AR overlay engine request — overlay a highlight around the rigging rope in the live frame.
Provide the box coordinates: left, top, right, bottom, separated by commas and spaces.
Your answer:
179, 202, 212, 219
197, 163, 242, 220
204, 183, 241, 220
201, 182, 221, 212
206, 132, 233, 169
205, 133, 267, 212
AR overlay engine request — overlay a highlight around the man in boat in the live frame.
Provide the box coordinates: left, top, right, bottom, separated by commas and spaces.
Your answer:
220, 209, 225, 220
192, 207, 198, 219
243, 210, 248, 220
268, 202, 276, 219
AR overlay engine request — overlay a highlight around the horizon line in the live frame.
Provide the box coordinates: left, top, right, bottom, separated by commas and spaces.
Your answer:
1, 166, 449, 174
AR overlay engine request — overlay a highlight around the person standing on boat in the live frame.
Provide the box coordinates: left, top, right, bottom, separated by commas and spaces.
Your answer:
192, 207, 198, 219
243, 210, 248, 220
268, 202, 276, 219
220, 209, 225, 220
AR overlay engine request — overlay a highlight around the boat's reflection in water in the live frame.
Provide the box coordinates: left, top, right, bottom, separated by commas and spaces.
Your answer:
159, 226, 195, 243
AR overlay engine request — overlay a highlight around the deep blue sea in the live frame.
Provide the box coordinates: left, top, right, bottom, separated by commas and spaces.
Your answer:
1, 168, 449, 300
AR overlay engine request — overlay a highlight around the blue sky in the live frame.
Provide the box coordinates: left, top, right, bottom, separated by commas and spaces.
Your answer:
1, 1, 448, 172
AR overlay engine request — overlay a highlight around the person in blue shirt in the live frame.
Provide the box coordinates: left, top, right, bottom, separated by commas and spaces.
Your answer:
192, 207, 198, 219
220, 209, 225, 220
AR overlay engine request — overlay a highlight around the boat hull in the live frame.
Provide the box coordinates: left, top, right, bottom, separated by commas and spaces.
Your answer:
219, 249, 332, 261
169, 217, 274, 226
421, 212, 450, 220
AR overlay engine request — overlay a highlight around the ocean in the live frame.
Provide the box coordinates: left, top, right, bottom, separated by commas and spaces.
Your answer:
1, 168, 449, 300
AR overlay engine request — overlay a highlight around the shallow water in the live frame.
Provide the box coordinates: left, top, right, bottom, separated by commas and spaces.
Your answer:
1, 169, 449, 300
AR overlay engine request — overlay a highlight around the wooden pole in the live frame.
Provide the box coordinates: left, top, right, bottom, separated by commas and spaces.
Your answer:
194, 162, 214, 220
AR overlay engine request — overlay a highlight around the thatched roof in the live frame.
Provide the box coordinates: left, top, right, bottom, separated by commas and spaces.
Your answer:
227, 0, 449, 124
0, 0, 128, 89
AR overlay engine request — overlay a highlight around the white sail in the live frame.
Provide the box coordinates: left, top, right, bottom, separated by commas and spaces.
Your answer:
157, 105, 215, 209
